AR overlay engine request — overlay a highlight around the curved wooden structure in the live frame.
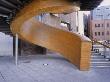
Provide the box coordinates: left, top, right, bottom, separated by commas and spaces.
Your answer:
11, 0, 92, 71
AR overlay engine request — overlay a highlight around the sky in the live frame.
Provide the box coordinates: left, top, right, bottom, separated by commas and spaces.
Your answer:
99, 0, 110, 7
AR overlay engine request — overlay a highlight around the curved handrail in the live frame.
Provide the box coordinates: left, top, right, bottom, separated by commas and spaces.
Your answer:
10, 0, 92, 71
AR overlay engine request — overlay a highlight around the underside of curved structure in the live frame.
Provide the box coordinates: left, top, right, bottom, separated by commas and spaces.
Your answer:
11, 0, 92, 71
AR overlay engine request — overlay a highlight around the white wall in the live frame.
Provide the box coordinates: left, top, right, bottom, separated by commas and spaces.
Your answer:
77, 11, 84, 35
0, 32, 13, 56
36, 12, 85, 35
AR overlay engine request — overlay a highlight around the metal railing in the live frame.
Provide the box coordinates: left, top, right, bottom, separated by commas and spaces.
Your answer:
92, 40, 110, 60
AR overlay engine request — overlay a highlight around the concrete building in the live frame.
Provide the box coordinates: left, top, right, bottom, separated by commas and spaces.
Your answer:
37, 11, 85, 35
91, 6, 110, 20
90, 6, 110, 41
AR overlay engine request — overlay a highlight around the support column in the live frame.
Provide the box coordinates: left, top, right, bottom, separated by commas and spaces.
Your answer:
15, 34, 18, 65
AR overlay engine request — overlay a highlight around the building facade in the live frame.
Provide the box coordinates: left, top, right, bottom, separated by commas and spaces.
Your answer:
90, 6, 110, 41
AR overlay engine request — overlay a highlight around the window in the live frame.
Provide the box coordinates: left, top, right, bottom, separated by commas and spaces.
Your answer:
98, 32, 100, 36
95, 32, 97, 36
107, 31, 109, 35
106, 8, 109, 9
95, 24, 100, 27
98, 24, 100, 27
108, 14, 110, 16
107, 23, 109, 27
95, 24, 97, 27
102, 32, 104, 36
97, 9, 100, 10
96, 15, 102, 16
102, 24, 104, 27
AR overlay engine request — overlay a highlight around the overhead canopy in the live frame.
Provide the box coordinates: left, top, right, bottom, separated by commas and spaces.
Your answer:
68, 0, 103, 10
0, 0, 103, 32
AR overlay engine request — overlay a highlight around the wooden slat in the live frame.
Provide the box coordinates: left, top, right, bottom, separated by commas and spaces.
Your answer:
11, 0, 92, 71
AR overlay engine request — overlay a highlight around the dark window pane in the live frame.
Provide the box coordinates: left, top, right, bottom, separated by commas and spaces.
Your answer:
95, 32, 97, 36
98, 24, 100, 27
95, 24, 97, 27
98, 32, 100, 36
107, 23, 109, 27
107, 31, 109, 35
102, 24, 104, 27
102, 32, 104, 35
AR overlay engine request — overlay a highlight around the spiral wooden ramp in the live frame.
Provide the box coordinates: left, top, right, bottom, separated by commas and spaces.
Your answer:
10, 0, 92, 71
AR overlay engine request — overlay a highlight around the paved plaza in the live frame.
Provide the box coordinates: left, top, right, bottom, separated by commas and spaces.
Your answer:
0, 54, 110, 82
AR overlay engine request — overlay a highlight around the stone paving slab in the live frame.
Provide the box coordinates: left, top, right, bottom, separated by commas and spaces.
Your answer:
0, 54, 110, 82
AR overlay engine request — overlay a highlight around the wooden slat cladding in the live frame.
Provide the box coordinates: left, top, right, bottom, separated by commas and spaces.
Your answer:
11, 0, 92, 70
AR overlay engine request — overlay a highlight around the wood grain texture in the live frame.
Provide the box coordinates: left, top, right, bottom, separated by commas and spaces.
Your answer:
10, 0, 92, 70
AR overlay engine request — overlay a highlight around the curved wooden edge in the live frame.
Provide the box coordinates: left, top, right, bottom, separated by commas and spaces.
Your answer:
11, 0, 92, 71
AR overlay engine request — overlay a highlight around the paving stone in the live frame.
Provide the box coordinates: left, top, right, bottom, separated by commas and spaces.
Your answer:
0, 54, 110, 82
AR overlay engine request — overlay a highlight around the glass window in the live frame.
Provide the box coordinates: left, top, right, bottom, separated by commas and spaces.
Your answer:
95, 32, 97, 36
95, 24, 97, 27
108, 14, 110, 16
98, 32, 100, 36
98, 24, 100, 27
95, 24, 100, 27
107, 31, 109, 35
102, 32, 104, 36
102, 24, 104, 27
107, 23, 109, 27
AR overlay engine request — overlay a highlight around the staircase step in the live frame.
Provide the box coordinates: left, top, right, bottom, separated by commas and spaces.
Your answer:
91, 63, 110, 67
91, 59, 109, 62
91, 61, 110, 64
92, 53, 101, 55
92, 54, 102, 56
91, 66, 110, 68
91, 57, 109, 60
91, 50, 110, 68
91, 56, 105, 59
